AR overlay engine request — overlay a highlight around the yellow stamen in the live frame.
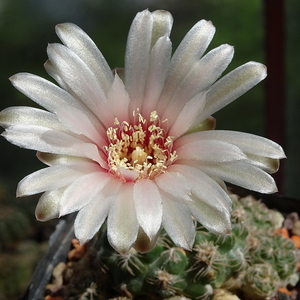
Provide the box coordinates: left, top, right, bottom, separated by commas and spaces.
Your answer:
104, 111, 177, 181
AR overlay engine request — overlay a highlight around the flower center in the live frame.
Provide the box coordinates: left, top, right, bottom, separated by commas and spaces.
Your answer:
104, 110, 177, 182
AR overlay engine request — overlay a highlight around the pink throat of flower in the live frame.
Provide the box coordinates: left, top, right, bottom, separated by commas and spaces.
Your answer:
104, 110, 177, 182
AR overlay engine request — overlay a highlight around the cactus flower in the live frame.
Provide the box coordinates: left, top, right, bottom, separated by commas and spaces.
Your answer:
0, 10, 285, 254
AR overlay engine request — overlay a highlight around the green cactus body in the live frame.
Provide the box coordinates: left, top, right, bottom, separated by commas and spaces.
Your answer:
63, 194, 299, 300
241, 263, 280, 300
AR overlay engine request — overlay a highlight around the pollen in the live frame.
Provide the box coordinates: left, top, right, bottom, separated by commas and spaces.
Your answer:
104, 111, 177, 182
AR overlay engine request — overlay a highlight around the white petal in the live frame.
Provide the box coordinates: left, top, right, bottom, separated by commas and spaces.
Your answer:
107, 182, 139, 254
171, 164, 232, 234
157, 19, 215, 112
37, 152, 91, 166
9, 73, 106, 140
126, 10, 153, 112
201, 62, 267, 119
133, 179, 162, 240
35, 189, 64, 221
150, 10, 173, 47
0, 106, 66, 131
127, 10, 173, 114
171, 164, 232, 211
187, 194, 232, 235
117, 167, 139, 182
17, 162, 98, 197
47, 43, 114, 126
55, 22, 114, 93
155, 171, 191, 201
177, 130, 285, 159
36, 129, 102, 163
161, 190, 195, 250
59, 171, 111, 216
172, 19, 215, 65
142, 35, 172, 115
162, 44, 234, 123
57, 105, 106, 144
74, 178, 122, 244
173, 44, 234, 102
107, 73, 130, 123
182, 159, 278, 194
245, 154, 280, 174
176, 139, 247, 162
44, 60, 68, 90
184, 116, 216, 135
2, 125, 104, 165
168, 92, 206, 137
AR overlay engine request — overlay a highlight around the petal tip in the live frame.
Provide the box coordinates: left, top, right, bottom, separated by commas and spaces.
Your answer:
16, 187, 24, 198
249, 61, 267, 79
267, 186, 278, 194
76, 236, 90, 246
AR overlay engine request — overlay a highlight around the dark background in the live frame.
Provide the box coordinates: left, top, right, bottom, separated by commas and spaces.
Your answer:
0, 0, 299, 299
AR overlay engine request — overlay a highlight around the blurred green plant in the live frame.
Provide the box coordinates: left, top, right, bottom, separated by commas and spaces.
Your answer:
59, 194, 299, 300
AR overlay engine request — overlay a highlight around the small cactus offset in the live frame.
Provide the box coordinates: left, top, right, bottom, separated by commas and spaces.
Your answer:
57, 194, 299, 300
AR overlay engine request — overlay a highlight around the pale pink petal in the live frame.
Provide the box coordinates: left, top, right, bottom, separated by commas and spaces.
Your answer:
59, 171, 111, 216
47, 43, 115, 127
44, 136, 103, 165
2, 9, 283, 255
42, 62, 108, 149
107, 73, 130, 122
155, 171, 191, 201
117, 167, 139, 182
53, 104, 106, 145
74, 178, 122, 244
168, 92, 206, 137
107, 182, 139, 254
133, 179, 162, 240
176, 139, 247, 162
55, 22, 114, 94
161, 190, 195, 250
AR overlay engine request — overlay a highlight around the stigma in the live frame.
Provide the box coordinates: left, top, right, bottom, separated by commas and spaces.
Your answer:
104, 110, 177, 182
